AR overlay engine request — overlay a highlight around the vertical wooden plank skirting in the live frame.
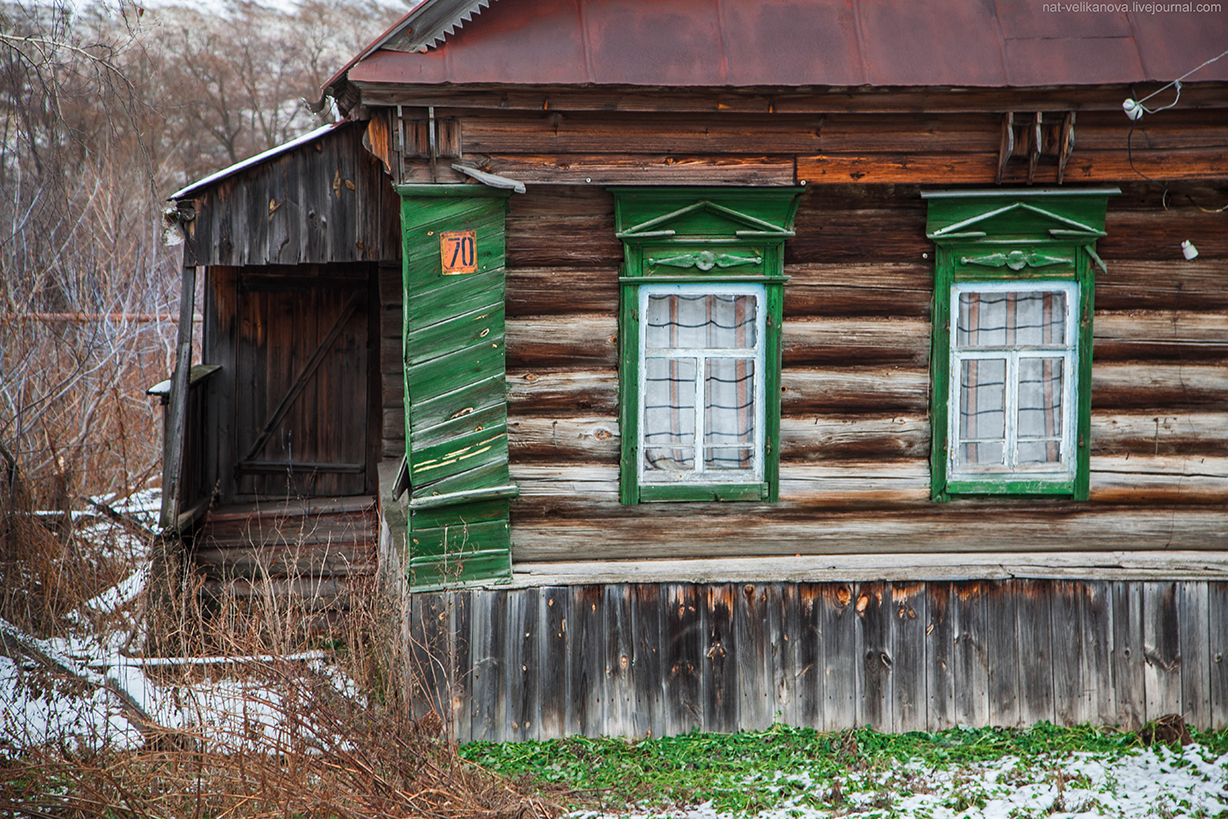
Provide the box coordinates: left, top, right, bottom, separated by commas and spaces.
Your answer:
605, 585, 635, 737
507, 587, 540, 740
796, 584, 823, 730
821, 583, 857, 731
570, 585, 605, 736
986, 580, 1020, 728
777, 584, 801, 728
736, 583, 773, 732
450, 590, 472, 741
1111, 581, 1147, 731
1178, 581, 1211, 728
856, 581, 892, 731
406, 578, 1226, 741
705, 584, 738, 733
1016, 579, 1055, 726
664, 583, 703, 737
467, 590, 498, 741
1084, 582, 1116, 728
1051, 580, 1085, 726
953, 581, 989, 728
892, 582, 927, 733
540, 585, 570, 739
632, 584, 665, 738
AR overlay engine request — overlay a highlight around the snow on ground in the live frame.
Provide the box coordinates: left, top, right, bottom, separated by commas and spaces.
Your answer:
572, 743, 1228, 819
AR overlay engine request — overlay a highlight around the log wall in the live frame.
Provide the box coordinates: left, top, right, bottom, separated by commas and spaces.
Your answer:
379, 179, 1228, 562
406, 578, 1228, 741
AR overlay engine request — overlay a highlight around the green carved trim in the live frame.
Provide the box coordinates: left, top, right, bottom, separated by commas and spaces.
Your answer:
926, 189, 1111, 503
615, 188, 797, 506
619, 275, 790, 284
960, 250, 1073, 271
924, 189, 1117, 245
945, 478, 1076, 496
618, 268, 640, 506
613, 188, 803, 243
647, 250, 762, 271
638, 482, 768, 502
617, 200, 795, 239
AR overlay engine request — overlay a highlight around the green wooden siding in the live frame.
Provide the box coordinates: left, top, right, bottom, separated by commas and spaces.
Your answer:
399, 185, 515, 588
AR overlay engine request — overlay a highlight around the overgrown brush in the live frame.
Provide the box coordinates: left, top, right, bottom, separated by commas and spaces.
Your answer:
1, 659, 557, 819
1, 511, 557, 819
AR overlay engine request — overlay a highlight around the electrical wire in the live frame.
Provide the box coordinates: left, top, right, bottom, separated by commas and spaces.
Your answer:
1124, 46, 1228, 209
1134, 47, 1228, 109
1126, 119, 1169, 206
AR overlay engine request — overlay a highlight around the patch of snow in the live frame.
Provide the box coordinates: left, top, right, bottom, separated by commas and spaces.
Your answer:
0, 654, 141, 753
573, 744, 1228, 819
2, 487, 363, 757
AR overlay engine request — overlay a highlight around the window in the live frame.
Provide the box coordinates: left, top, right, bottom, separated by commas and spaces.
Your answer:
612, 188, 802, 504
924, 189, 1117, 501
639, 283, 766, 487
949, 282, 1078, 484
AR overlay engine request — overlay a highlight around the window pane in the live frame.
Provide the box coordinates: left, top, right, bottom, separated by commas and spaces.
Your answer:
960, 441, 1003, 467
1018, 440, 1063, 465
1014, 291, 1067, 347
643, 358, 695, 471
1018, 357, 1064, 439
705, 359, 755, 470
957, 290, 1067, 348
957, 292, 1007, 348
645, 293, 756, 349
959, 358, 1006, 448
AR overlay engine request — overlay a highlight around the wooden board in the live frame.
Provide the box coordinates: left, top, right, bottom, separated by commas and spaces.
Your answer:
1111, 581, 1147, 730
1209, 582, 1228, 730
1143, 581, 1182, 721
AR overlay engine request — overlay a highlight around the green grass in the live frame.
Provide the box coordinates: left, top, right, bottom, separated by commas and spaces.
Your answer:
459, 723, 1228, 816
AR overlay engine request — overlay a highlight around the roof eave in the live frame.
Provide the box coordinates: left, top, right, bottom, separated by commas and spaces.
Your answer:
320, 0, 500, 111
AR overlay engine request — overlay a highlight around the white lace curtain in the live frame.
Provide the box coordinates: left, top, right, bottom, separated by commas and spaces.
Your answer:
642, 291, 758, 477
956, 289, 1069, 469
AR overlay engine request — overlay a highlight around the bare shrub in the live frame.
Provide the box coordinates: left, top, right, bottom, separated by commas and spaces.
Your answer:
1, 658, 557, 819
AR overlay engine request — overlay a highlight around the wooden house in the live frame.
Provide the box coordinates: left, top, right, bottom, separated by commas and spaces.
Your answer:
162, 0, 1228, 740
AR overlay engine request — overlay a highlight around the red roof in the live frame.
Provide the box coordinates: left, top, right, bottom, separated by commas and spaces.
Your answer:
346, 0, 1228, 89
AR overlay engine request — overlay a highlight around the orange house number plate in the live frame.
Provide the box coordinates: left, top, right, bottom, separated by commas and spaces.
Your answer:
440, 230, 477, 274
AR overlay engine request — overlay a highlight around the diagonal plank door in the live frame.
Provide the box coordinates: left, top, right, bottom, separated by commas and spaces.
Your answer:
234, 271, 370, 498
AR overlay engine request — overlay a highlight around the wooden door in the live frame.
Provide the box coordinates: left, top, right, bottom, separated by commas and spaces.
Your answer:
233, 270, 370, 498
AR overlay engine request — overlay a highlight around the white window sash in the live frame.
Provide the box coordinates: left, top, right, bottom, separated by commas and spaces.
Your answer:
638, 282, 767, 484
948, 280, 1079, 480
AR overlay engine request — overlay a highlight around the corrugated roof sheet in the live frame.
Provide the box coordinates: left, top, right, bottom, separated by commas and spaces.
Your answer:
346, 0, 1228, 88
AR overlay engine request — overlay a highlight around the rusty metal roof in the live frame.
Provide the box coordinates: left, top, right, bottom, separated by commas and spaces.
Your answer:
344, 0, 1228, 89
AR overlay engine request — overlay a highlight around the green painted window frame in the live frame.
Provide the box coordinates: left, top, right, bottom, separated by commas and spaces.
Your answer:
612, 188, 801, 505
924, 189, 1117, 502
620, 273, 783, 504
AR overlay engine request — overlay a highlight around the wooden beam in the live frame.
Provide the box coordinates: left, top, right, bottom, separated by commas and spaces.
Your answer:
158, 262, 198, 532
